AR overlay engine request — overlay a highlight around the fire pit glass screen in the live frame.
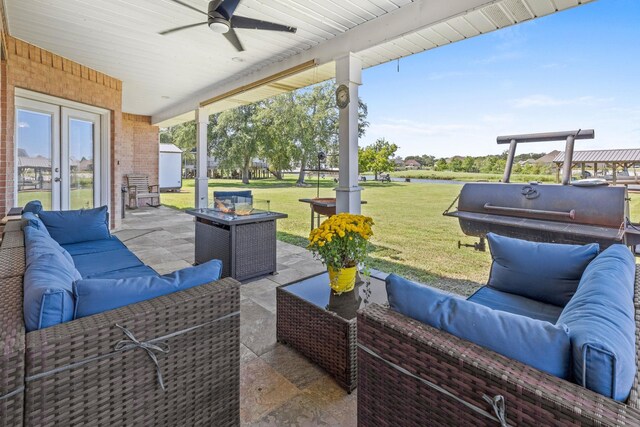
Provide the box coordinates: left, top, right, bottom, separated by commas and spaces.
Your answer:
211, 196, 270, 216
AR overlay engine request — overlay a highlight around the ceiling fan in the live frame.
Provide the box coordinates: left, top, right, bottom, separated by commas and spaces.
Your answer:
160, 0, 297, 52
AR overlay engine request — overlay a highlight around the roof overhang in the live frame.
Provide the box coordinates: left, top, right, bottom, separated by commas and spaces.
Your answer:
3, 0, 595, 127
152, 0, 595, 127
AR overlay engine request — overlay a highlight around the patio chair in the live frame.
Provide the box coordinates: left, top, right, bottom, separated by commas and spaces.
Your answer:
126, 174, 160, 208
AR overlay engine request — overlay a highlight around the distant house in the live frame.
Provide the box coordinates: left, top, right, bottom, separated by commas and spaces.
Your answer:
404, 159, 421, 169
518, 159, 536, 166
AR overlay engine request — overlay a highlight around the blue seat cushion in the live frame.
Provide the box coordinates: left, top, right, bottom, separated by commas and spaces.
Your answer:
74, 259, 223, 318
23, 200, 43, 215
468, 286, 563, 323
88, 265, 158, 280
557, 245, 636, 401
24, 252, 77, 331
61, 236, 127, 256
72, 248, 144, 278
487, 233, 599, 307
386, 274, 571, 379
23, 226, 81, 281
22, 212, 50, 237
39, 206, 110, 245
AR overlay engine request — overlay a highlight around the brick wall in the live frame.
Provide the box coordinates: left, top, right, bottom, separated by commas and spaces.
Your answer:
0, 35, 158, 227
122, 113, 159, 207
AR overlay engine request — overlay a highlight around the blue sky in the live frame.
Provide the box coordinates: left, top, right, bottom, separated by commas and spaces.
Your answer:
17, 110, 93, 160
359, 0, 640, 158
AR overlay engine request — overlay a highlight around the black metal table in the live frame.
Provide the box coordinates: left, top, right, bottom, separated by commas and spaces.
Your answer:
276, 271, 387, 392
187, 208, 287, 281
298, 198, 367, 232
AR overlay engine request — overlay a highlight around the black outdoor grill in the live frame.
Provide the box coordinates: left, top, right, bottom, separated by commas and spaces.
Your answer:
445, 130, 640, 250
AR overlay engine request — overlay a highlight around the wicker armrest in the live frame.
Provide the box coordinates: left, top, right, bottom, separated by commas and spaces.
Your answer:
357, 304, 640, 426
128, 184, 137, 195
24, 278, 241, 426
0, 275, 25, 426
148, 184, 159, 193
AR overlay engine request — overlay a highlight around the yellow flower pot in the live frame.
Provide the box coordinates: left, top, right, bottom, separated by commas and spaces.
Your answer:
328, 266, 357, 294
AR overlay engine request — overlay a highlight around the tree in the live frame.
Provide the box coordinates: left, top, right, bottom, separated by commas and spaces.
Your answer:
358, 146, 375, 174
434, 158, 448, 171
421, 155, 436, 168
257, 93, 298, 179
359, 138, 398, 180
211, 104, 262, 184
461, 156, 477, 173
450, 158, 463, 172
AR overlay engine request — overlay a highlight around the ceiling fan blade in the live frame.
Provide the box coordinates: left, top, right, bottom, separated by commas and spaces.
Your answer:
209, 0, 223, 11
166, 0, 207, 16
223, 28, 245, 52
232, 16, 297, 33
159, 22, 208, 35
218, 0, 242, 19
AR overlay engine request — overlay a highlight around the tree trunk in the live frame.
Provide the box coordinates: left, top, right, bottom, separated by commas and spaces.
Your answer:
375, 171, 378, 181
297, 155, 307, 184
269, 168, 282, 179
242, 167, 250, 184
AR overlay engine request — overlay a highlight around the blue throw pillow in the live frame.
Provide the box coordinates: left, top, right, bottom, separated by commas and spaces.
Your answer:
487, 233, 599, 307
39, 206, 110, 245
24, 252, 77, 331
23, 200, 43, 215
24, 226, 81, 281
74, 259, 223, 318
22, 212, 50, 237
557, 245, 636, 401
386, 274, 571, 379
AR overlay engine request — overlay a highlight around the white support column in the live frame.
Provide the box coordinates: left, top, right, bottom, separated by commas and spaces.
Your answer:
335, 53, 362, 214
195, 107, 209, 209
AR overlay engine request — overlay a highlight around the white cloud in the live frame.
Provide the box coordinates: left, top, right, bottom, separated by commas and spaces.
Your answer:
510, 94, 614, 108
18, 121, 29, 128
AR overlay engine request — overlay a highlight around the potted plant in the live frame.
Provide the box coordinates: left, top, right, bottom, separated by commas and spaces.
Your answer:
307, 212, 374, 294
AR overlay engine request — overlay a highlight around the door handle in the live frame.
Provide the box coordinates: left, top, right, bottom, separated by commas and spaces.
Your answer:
54, 177, 61, 183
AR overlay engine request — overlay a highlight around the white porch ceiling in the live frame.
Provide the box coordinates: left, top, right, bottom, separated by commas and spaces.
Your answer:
4, 0, 594, 126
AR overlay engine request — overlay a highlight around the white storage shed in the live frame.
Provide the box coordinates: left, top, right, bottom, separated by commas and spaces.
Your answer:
159, 143, 183, 191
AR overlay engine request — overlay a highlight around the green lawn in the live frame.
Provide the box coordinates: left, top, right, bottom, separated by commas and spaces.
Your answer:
164, 177, 640, 295
18, 189, 94, 210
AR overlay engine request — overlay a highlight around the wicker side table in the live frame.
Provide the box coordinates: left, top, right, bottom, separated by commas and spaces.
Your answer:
276, 272, 387, 392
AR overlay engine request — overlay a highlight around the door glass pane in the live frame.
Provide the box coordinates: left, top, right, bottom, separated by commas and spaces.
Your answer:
16, 109, 52, 210
69, 118, 94, 209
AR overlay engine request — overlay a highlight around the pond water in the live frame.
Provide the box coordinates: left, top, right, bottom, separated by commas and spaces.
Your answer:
361, 175, 465, 185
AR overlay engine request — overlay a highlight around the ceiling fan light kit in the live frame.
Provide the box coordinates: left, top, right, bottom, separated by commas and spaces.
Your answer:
161, 0, 298, 52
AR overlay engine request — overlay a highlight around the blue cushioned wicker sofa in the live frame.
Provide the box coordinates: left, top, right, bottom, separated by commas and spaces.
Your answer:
0, 201, 240, 426
358, 233, 640, 426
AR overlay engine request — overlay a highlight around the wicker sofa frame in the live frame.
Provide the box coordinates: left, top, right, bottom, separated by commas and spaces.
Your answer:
0, 219, 241, 426
357, 269, 640, 426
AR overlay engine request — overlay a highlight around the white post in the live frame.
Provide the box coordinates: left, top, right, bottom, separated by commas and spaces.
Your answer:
195, 107, 209, 209
335, 53, 362, 214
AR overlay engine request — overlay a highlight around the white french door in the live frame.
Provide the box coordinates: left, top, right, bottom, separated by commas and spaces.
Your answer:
61, 107, 101, 210
15, 97, 104, 211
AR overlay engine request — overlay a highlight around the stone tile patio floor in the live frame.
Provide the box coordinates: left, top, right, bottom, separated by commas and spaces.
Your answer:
115, 206, 357, 426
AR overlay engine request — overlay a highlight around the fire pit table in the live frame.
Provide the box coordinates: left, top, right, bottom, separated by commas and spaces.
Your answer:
276, 271, 387, 392
187, 208, 287, 281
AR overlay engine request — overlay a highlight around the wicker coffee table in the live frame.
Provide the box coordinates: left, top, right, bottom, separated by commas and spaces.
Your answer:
276, 271, 387, 392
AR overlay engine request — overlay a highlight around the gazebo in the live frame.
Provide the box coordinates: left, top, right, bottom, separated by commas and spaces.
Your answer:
553, 148, 640, 184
